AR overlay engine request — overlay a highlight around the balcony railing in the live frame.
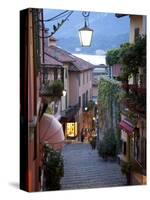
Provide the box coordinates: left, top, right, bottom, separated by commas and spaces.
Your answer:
121, 83, 146, 115
120, 104, 138, 125
121, 97, 146, 116
121, 83, 146, 95
61, 104, 80, 119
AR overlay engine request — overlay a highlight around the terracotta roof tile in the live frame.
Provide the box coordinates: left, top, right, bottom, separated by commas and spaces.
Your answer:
69, 64, 79, 72
45, 46, 74, 62
70, 55, 95, 72
45, 46, 95, 72
42, 53, 63, 67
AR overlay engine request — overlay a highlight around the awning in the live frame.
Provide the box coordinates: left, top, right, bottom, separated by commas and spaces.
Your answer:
39, 113, 65, 150
119, 120, 134, 134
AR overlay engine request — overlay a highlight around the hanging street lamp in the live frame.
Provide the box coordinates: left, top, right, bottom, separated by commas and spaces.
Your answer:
78, 12, 93, 47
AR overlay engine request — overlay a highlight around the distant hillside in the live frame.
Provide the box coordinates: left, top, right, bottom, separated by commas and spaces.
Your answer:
44, 9, 129, 54
57, 33, 129, 54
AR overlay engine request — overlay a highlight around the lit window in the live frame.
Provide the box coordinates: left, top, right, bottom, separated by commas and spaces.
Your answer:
66, 122, 78, 138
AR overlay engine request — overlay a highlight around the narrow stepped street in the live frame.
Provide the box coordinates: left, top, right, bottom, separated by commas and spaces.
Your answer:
61, 143, 126, 190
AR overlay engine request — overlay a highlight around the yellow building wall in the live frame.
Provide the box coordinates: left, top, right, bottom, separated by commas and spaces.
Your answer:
129, 15, 143, 43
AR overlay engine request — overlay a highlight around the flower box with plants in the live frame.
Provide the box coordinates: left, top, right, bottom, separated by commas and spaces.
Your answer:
135, 104, 145, 114
122, 83, 129, 91
40, 80, 64, 100
122, 98, 136, 111
129, 84, 138, 93
128, 102, 137, 112
137, 87, 146, 96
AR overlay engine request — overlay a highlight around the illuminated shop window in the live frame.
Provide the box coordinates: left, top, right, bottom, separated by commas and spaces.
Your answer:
66, 122, 77, 137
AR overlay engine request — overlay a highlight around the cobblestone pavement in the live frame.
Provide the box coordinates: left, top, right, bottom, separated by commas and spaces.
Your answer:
61, 143, 126, 190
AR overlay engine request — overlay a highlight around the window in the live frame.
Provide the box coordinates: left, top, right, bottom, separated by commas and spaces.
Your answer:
87, 72, 88, 83
86, 90, 88, 106
61, 68, 64, 82
65, 68, 68, 78
78, 96, 81, 107
49, 70, 54, 81
83, 72, 85, 85
134, 27, 140, 42
57, 69, 61, 80
65, 94, 68, 108
82, 93, 85, 109
123, 141, 127, 155
90, 88, 92, 100
54, 68, 58, 80
78, 74, 81, 86
134, 128, 140, 162
90, 70, 92, 80
43, 73, 48, 83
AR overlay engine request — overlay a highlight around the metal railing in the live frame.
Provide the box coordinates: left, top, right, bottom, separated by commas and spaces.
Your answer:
61, 104, 79, 118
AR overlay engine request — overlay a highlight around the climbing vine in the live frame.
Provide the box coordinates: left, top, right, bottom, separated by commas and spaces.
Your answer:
106, 48, 121, 66
106, 36, 146, 82
98, 77, 123, 130
98, 77, 122, 107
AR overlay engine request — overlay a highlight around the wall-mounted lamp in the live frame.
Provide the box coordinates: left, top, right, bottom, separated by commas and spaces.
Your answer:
84, 107, 88, 111
78, 12, 93, 47
62, 89, 67, 96
93, 117, 96, 121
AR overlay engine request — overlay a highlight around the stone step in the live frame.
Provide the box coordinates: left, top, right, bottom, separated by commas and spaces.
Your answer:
61, 143, 126, 190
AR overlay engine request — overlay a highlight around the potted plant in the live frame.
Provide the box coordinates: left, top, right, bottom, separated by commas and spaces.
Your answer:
121, 161, 133, 185
43, 144, 64, 191
40, 80, 64, 102
138, 87, 146, 95
129, 84, 138, 93
122, 83, 129, 91
97, 129, 117, 161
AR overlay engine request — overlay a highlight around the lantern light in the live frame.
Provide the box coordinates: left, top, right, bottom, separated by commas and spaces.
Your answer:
62, 89, 67, 96
78, 12, 93, 47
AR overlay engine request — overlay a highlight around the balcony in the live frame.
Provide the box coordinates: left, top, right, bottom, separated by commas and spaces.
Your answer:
39, 80, 64, 100
121, 83, 146, 95
61, 104, 80, 120
121, 84, 146, 116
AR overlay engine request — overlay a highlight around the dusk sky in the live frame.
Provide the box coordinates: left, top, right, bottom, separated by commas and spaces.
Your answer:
43, 9, 130, 55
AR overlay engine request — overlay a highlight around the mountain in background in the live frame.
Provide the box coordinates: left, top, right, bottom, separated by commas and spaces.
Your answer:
44, 9, 130, 55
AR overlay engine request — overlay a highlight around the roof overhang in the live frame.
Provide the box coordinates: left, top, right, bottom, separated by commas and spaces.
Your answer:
115, 14, 128, 18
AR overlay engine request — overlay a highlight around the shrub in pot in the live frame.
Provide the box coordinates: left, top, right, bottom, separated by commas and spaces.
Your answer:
43, 144, 64, 190
121, 161, 132, 185
97, 129, 117, 160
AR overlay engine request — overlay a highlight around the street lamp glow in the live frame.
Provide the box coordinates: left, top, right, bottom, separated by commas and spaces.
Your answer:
84, 107, 88, 111
78, 12, 93, 47
79, 26, 93, 47
62, 89, 67, 96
